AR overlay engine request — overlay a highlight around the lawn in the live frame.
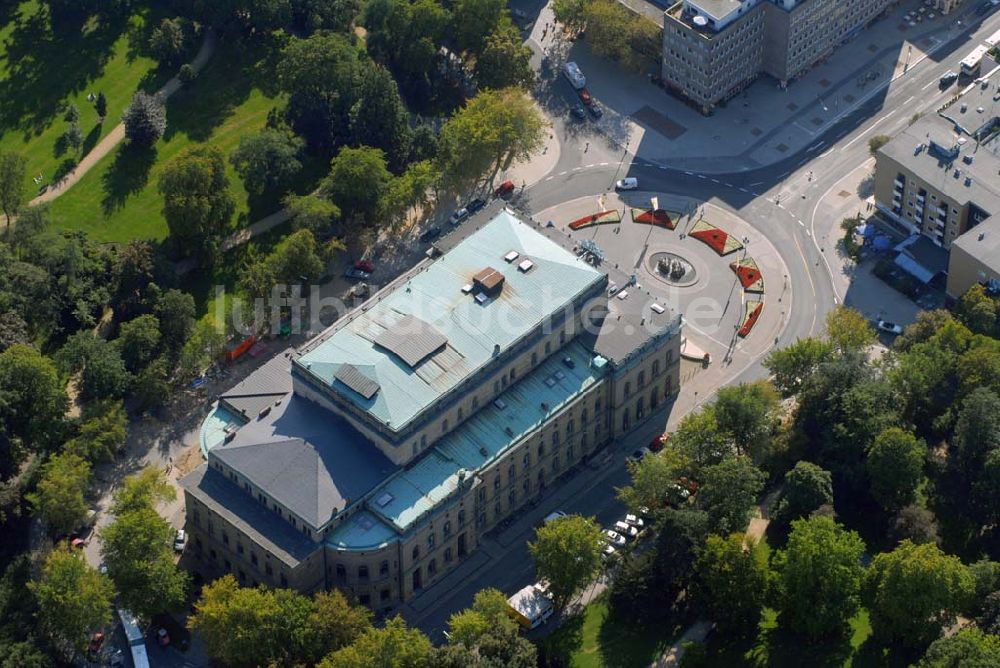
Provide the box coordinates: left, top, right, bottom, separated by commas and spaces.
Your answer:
539, 595, 680, 668
0, 0, 167, 198
46, 36, 287, 243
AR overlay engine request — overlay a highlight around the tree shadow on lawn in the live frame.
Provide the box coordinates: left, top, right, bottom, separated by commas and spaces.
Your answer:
101, 143, 156, 214
0, 5, 124, 141
596, 610, 679, 668
538, 613, 585, 667
162, 35, 279, 145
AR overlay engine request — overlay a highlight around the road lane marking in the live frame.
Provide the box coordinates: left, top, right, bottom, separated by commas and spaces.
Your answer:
600, 162, 610, 166
903, 95, 914, 105
558, 171, 568, 176
684, 171, 695, 176
921, 79, 937, 91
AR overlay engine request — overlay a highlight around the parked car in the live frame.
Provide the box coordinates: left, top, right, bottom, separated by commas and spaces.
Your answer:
156, 627, 170, 646
628, 446, 651, 462
419, 227, 441, 243
614, 521, 639, 540
625, 514, 645, 529
544, 510, 568, 523
605, 530, 627, 547
449, 207, 470, 226
353, 259, 375, 274
649, 432, 669, 452
510, 7, 530, 23
494, 180, 516, 198
877, 319, 903, 335
467, 197, 487, 214
173, 529, 186, 553
570, 105, 586, 120
588, 103, 603, 119
602, 544, 618, 559
577, 87, 592, 105
88, 632, 105, 655
563, 61, 586, 89
615, 177, 638, 190
344, 267, 371, 279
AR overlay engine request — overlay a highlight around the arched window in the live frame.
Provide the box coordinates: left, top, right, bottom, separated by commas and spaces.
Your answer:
412, 545, 420, 561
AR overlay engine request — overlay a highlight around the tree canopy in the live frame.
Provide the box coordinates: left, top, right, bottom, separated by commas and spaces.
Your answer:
30, 549, 113, 656
528, 514, 604, 610
27, 453, 91, 537
158, 145, 236, 262
693, 533, 771, 635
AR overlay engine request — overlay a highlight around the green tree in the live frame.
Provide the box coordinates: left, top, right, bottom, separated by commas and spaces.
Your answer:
148, 17, 188, 65
651, 508, 709, 604
552, 0, 587, 32
696, 456, 766, 534
155, 288, 196, 352
190, 576, 371, 666
30, 549, 113, 655
451, 0, 504, 56
133, 358, 171, 412
117, 313, 161, 372
0, 150, 27, 232
285, 193, 340, 236
79, 338, 130, 401
446, 587, 513, 646
378, 160, 436, 230
349, 63, 412, 171
158, 146, 236, 262
917, 628, 1000, 668
323, 146, 393, 226
0, 345, 67, 461
27, 453, 91, 536
177, 318, 226, 382
863, 540, 974, 648
112, 466, 174, 515
976, 591, 1000, 635
713, 380, 780, 462
868, 134, 891, 156
693, 533, 771, 635
100, 506, 188, 618
476, 21, 534, 90
318, 616, 434, 668
64, 400, 127, 463
241, 229, 327, 299
866, 427, 925, 511
122, 92, 166, 147
62, 123, 83, 153
229, 129, 304, 197
616, 447, 690, 511
668, 406, 729, 471
955, 284, 999, 337
773, 516, 865, 637
764, 337, 833, 397
528, 514, 604, 610
895, 309, 955, 352
775, 461, 833, 525
437, 87, 546, 190
890, 504, 940, 546
825, 306, 876, 353
64, 104, 80, 124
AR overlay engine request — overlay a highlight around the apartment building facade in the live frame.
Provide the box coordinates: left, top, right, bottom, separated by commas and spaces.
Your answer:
180, 206, 684, 614
662, 0, 896, 113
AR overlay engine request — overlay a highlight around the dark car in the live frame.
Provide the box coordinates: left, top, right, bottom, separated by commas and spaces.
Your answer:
353, 259, 375, 274
940, 71, 959, 86
467, 197, 487, 214
570, 105, 586, 120
419, 227, 441, 243
588, 103, 603, 119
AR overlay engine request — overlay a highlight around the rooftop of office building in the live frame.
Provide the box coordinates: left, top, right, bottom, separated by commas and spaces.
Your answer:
294, 209, 606, 433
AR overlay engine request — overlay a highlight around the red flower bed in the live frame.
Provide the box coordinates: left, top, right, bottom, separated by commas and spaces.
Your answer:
729, 262, 761, 290
738, 301, 763, 338
568, 210, 620, 230
690, 227, 730, 255
631, 208, 676, 229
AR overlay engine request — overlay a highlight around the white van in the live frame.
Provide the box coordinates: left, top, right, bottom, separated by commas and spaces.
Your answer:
615, 177, 638, 191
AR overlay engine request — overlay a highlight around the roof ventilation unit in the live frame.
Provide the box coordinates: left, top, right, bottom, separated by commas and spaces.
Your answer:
517, 259, 535, 273
473, 266, 505, 295
503, 250, 520, 263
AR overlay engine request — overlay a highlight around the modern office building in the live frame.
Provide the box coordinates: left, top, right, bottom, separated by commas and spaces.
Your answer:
872, 80, 1000, 297
180, 205, 684, 613
662, 0, 896, 113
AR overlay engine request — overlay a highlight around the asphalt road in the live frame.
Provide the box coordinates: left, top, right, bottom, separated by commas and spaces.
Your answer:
405, 5, 1000, 640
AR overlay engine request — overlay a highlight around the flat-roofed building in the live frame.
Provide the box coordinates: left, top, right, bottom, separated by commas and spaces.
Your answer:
181, 205, 684, 613
872, 78, 1000, 298
662, 0, 896, 113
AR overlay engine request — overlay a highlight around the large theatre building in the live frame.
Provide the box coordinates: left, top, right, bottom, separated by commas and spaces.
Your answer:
180, 206, 683, 614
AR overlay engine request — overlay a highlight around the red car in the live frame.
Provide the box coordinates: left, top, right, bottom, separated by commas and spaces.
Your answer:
353, 260, 375, 274
494, 180, 515, 198
577, 87, 592, 106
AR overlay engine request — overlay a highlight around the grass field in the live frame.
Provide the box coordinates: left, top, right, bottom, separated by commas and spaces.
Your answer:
0, 1, 167, 199
539, 596, 680, 668
46, 36, 285, 243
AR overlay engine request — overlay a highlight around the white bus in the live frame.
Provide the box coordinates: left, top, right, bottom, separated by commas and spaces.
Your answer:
960, 45, 991, 77
984, 28, 1000, 49
118, 609, 149, 668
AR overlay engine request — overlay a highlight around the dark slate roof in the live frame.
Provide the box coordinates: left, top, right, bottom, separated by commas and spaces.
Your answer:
372, 314, 448, 368
179, 464, 318, 567
219, 350, 295, 418
212, 393, 397, 529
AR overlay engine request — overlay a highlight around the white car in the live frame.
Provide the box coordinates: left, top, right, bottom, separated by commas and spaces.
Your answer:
544, 510, 568, 524
625, 514, 645, 529
173, 529, 186, 552
602, 544, 618, 559
615, 177, 638, 191
614, 521, 639, 540
628, 446, 652, 463
449, 208, 470, 226
605, 530, 627, 547
876, 319, 903, 335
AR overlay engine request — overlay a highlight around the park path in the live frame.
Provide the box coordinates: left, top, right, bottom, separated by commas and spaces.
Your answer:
29, 29, 217, 207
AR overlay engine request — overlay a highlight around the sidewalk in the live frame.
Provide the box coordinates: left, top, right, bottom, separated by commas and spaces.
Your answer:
30, 30, 217, 207
542, 0, 987, 172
